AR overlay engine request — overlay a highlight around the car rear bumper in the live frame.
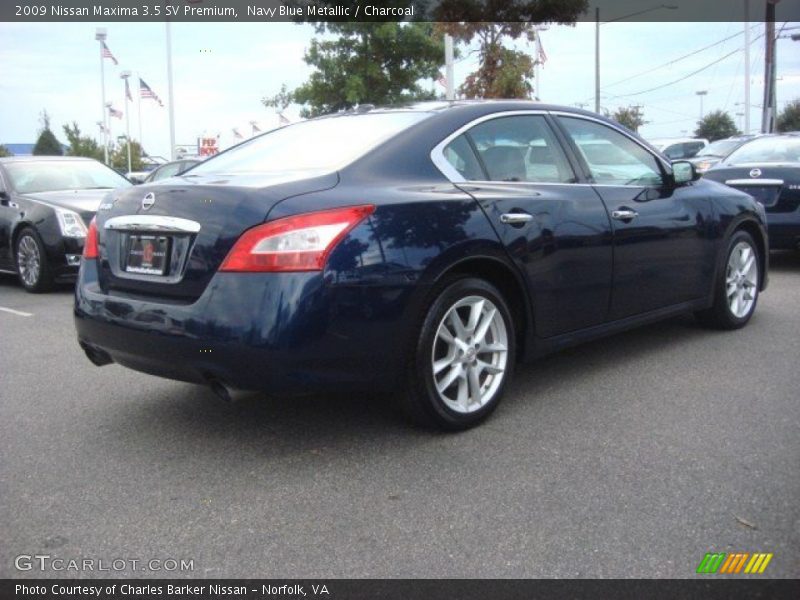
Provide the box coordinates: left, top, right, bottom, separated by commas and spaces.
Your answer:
74, 261, 414, 394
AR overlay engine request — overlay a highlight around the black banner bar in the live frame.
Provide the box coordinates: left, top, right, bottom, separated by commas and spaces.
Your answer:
3, 579, 800, 600
3, 0, 800, 23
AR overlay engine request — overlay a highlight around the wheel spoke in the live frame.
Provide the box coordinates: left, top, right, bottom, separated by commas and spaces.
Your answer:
433, 355, 454, 375
473, 307, 497, 345
467, 366, 481, 407
465, 299, 484, 333
456, 375, 469, 408
479, 342, 507, 354
449, 310, 468, 340
436, 364, 462, 393
476, 359, 504, 375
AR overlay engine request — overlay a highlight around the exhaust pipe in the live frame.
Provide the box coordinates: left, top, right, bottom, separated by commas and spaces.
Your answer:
80, 342, 113, 367
208, 378, 233, 402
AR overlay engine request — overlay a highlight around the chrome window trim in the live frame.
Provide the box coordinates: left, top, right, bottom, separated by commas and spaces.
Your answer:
431, 109, 672, 187
104, 215, 201, 233
725, 179, 784, 186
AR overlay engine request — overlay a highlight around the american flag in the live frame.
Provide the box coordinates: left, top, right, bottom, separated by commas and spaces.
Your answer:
232, 128, 243, 139
436, 72, 447, 89
108, 106, 123, 119
96, 121, 107, 134
250, 121, 261, 134
125, 78, 132, 102
102, 42, 118, 65
139, 78, 164, 107
537, 37, 547, 66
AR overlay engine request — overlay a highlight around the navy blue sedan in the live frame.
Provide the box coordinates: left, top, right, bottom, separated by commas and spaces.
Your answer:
75, 101, 768, 430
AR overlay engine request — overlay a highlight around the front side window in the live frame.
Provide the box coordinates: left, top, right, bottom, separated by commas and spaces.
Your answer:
446, 115, 575, 183
191, 112, 431, 175
151, 162, 183, 181
559, 117, 664, 186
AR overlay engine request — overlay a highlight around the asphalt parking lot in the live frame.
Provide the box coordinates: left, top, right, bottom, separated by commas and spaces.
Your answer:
1, 253, 799, 579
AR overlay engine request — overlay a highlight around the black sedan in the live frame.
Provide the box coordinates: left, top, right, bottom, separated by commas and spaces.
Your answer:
75, 101, 767, 430
703, 134, 800, 250
0, 156, 132, 292
688, 134, 759, 174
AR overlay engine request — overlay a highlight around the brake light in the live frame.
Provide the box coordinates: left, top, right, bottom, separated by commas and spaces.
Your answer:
83, 217, 99, 259
219, 205, 375, 272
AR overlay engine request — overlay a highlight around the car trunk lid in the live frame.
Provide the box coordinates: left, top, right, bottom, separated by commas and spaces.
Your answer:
93, 171, 338, 301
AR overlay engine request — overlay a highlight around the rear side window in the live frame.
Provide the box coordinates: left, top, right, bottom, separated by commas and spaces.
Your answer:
443, 115, 575, 183
558, 117, 664, 186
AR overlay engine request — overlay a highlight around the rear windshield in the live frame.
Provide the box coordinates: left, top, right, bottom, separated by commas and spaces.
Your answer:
725, 137, 800, 164
191, 112, 431, 174
6, 160, 131, 193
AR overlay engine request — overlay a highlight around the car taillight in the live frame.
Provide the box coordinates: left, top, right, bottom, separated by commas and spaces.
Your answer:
219, 205, 375, 272
83, 217, 99, 259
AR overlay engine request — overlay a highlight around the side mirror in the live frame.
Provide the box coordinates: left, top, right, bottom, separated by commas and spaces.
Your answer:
672, 160, 699, 185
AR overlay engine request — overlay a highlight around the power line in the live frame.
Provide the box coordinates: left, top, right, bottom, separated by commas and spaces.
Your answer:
607, 32, 765, 99
602, 24, 760, 90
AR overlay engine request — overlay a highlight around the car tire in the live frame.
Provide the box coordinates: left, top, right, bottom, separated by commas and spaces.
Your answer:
15, 227, 54, 293
695, 230, 760, 330
401, 276, 516, 431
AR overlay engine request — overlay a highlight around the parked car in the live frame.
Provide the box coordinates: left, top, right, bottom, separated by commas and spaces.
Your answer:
703, 134, 800, 250
126, 159, 167, 184
688, 135, 760, 174
650, 137, 709, 159
142, 159, 200, 183
0, 156, 132, 292
74, 101, 768, 430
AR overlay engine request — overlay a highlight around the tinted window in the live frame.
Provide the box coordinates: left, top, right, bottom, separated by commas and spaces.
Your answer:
191, 112, 431, 174
559, 117, 664, 186
459, 116, 574, 183
663, 143, 687, 159
683, 141, 705, 157
442, 134, 484, 180
5, 160, 132, 193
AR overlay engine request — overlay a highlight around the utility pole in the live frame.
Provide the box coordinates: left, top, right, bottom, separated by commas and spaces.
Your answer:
594, 7, 600, 113
120, 70, 132, 174
444, 34, 455, 101
744, 0, 751, 134
762, 0, 779, 133
696, 90, 708, 120
165, 22, 177, 160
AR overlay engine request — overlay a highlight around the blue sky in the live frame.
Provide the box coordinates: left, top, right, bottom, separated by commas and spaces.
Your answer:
1, 21, 798, 159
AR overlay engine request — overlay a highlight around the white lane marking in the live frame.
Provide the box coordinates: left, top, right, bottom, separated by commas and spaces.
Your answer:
0, 306, 33, 317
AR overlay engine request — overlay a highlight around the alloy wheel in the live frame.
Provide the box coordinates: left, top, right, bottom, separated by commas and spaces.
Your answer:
17, 235, 41, 287
726, 240, 758, 319
431, 295, 509, 414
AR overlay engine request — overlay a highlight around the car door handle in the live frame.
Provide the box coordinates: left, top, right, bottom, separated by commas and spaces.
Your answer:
500, 213, 534, 225
611, 209, 638, 221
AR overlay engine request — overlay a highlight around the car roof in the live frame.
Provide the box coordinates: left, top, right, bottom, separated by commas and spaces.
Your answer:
0, 155, 98, 164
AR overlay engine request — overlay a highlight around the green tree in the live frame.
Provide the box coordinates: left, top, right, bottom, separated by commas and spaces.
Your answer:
776, 99, 800, 132
110, 137, 145, 172
62, 122, 104, 161
0, 145, 12, 157
439, 1, 586, 99
611, 106, 645, 132
32, 111, 63, 156
694, 110, 739, 141
273, 23, 445, 118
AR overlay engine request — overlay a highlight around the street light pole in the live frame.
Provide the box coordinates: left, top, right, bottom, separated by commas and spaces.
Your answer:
95, 28, 109, 165
165, 21, 177, 160
696, 90, 708, 120
120, 70, 132, 175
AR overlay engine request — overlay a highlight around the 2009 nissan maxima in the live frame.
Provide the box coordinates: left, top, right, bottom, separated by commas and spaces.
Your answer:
74, 101, 768, 430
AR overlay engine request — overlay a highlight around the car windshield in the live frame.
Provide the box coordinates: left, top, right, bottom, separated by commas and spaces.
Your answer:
725, 137, 800, 164
696, 139, 742, 158
190, 112, 432, 175
6, 160, 131, 193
